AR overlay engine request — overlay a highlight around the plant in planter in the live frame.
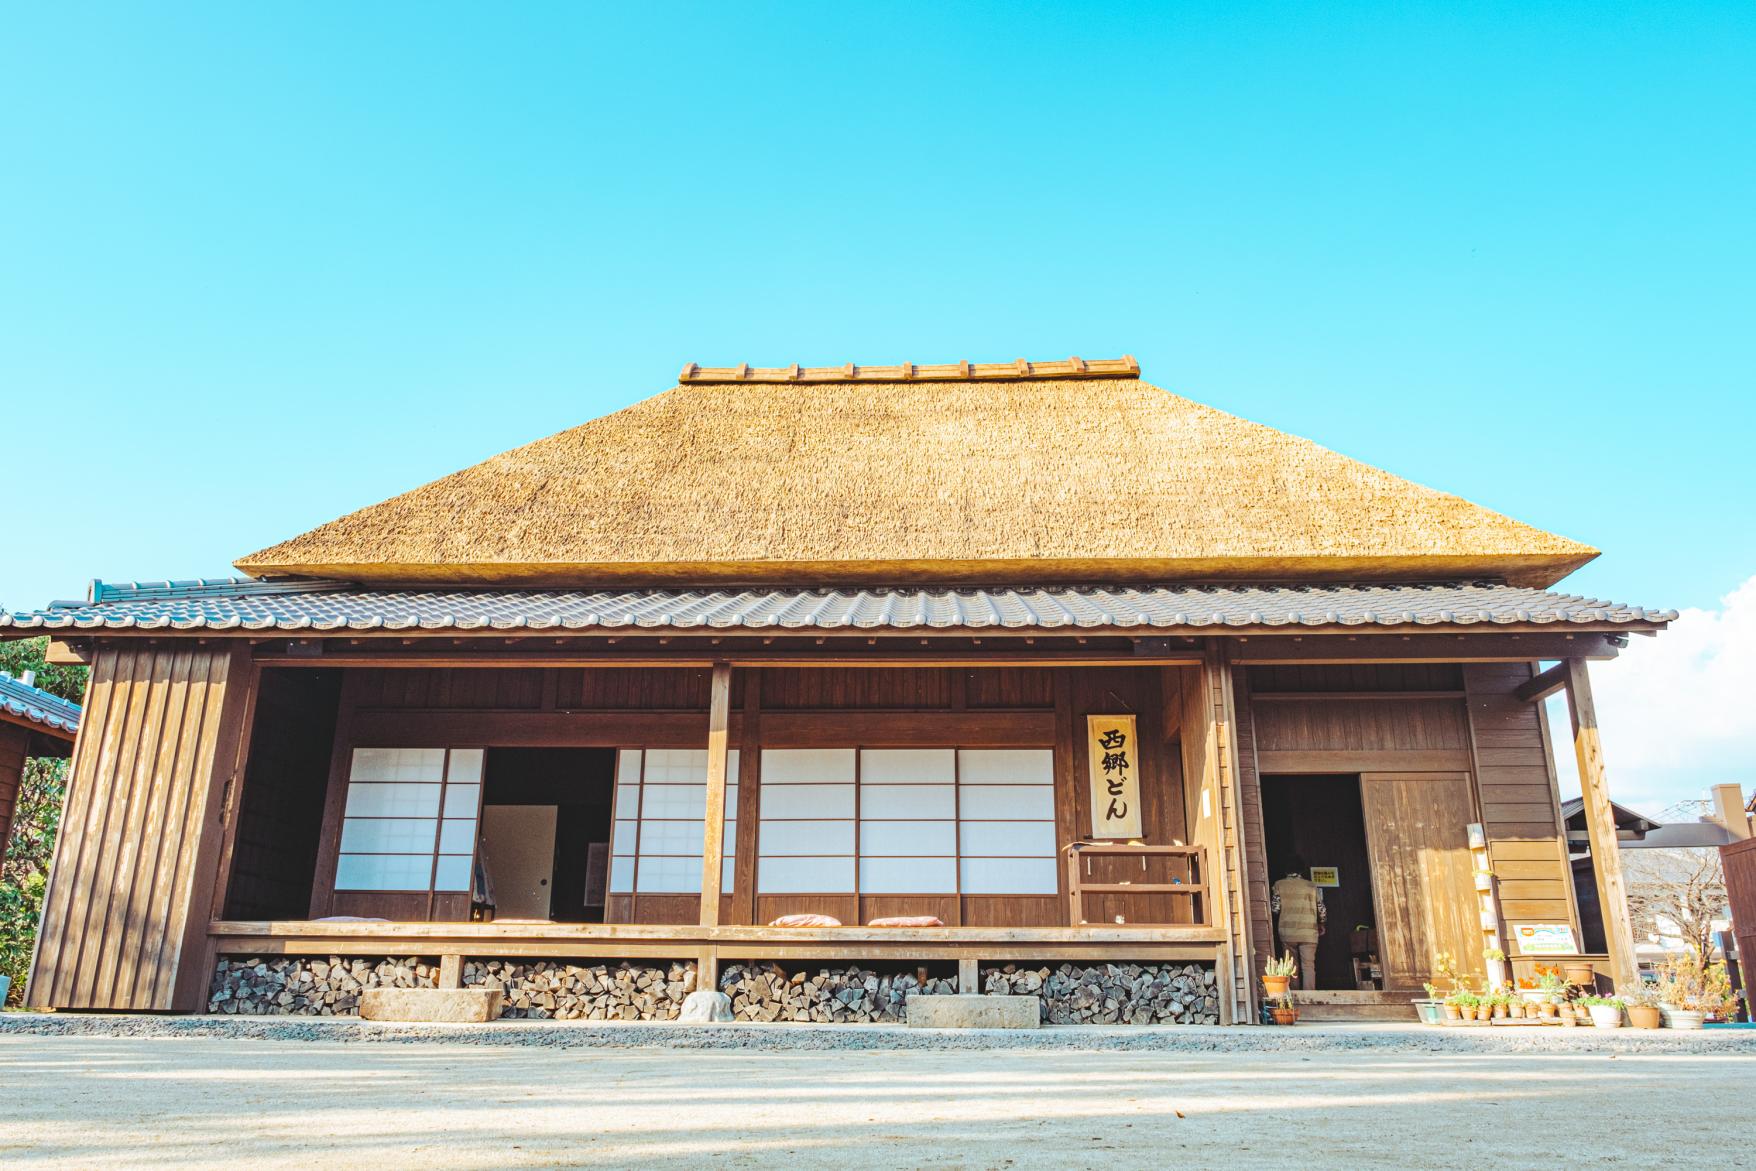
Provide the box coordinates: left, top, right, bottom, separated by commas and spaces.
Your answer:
1624, 984, 1664, 1029
1441, 993, 1464, 1022
1263, 952, 1298, 1000
1579, 996, 1626, 1029
1414, 982, 1445, 1025
1654, 953, 1732, 1029
1270, 993, 1298, 1026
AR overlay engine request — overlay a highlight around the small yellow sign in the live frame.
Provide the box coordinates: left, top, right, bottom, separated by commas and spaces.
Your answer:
1309, 866, 1339, 888
1086, 714, 1143, 839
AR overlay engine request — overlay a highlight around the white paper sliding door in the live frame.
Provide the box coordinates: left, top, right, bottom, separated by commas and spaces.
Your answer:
335, 747, 483, 893
608, 748, 739, 896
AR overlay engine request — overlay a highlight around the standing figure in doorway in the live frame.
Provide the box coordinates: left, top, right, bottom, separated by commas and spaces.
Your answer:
1272, 861, 1326, 991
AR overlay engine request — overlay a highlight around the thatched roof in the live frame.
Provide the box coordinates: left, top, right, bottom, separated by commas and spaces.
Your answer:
236, 361, 1597, 588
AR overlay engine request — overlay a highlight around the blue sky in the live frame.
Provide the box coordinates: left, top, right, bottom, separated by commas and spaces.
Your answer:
2, 1, 1750, 621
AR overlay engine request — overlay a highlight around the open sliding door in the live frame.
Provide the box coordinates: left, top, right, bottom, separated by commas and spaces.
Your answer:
1359, 772, 1483, 992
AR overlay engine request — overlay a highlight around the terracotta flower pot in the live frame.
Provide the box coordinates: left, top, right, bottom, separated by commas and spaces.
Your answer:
1493, 1005, 1508, 1019
1564, 963, 1595, 987
1263, 975, 1292, 999
1443, 1004, 1462, 1021
1628, 1005, 1663, 1029
1271, 1007, 1297, 1026
1540, 1002, 1559, 1019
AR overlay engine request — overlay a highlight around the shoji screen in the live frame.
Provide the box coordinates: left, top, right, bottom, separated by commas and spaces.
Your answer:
608, 748, 739, 895
757, 748, 855, 892
336, 748, 483, 892
858, 749, 957, 893
956, 748, 1058, 894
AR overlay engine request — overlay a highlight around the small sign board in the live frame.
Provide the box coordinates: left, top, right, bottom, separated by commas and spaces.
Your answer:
1308, 866, 1339, 888
1511, 922, 1580, 955
1085, 714, 1143, 839
1466, 822, 1486, 850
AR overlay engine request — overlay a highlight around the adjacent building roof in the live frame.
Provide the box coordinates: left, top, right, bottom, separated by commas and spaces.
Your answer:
235, 359, 1598, 588
0, 578, 1674, 636
0, 670, 81, 738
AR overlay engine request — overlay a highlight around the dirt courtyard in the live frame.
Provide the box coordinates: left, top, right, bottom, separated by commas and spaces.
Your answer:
1, 1034, 1750, 1168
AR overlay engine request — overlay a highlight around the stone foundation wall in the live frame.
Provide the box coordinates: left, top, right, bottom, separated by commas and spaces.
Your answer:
209, 956, 437, 1016
982, 962, 1219, 1024
463, 960, 696, 1020
719, 962, 957, 1023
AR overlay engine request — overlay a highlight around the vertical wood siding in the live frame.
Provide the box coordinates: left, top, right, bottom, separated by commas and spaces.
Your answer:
28, 645, 253, 1011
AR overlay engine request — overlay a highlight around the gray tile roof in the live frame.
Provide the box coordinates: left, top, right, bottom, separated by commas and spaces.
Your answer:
0, 578, 1675, 635
0, 671, 81, 736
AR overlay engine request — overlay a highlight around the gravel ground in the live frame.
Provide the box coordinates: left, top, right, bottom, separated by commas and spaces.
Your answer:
0, 1024, 1752, 1168
5, 1010, 1756, 1054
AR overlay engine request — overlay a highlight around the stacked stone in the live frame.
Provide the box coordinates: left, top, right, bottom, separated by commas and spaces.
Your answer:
208, 956, 435, 1016
464, 960, 696, 1020
983, 962, 1219, 1024
718, 962, 957, 1023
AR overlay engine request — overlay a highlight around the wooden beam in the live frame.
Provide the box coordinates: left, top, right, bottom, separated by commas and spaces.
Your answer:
698, 663, 733, 926
45, 639, 91, 665
1231, 633, 1625, 664
1513, 662, 1569, 704
1564, 658, 1639, 990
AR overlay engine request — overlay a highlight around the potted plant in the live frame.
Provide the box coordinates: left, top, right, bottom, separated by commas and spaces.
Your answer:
1270, 993, 1298, 1026
1490, 991, 1510, 1020
1263, 953, 1297, 1000
1580, 996, 1625, 1028
1441, 993, 1464, 1022
1654, 952, 1732, 1030
1414, 982, 1445, 1025
1624, 984, 1664, 1030
1564, 960, 1595, 989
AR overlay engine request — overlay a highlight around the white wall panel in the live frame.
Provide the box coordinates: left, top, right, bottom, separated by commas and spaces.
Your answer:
761, 748, 855, 784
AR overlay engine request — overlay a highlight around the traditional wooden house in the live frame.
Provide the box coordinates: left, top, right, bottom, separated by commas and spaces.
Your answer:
0, 669, 80, 865
3, 357, 1674, 1022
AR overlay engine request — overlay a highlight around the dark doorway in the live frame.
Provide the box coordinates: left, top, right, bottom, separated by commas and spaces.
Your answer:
1259, 774, 1378, 991
481, 748, 615, 923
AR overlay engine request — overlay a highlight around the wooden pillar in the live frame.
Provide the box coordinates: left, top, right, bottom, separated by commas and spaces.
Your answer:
1563, 658, 1639, 989
958, 956, 979, 994
698, 663, 733, 926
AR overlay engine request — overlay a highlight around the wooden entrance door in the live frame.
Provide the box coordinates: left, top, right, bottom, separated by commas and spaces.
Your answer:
1359, 773, 1482, 992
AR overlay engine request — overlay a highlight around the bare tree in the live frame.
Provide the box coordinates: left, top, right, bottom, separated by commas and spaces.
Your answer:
1622, 846, 1728, 959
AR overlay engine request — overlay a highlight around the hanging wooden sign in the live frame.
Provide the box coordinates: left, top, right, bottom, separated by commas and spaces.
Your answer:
1086, 714, 1143, 839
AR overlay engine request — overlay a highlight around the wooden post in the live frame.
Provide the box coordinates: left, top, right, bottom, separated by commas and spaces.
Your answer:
699, 663, 733, 926
958, 956, 979, 994
438, 954, 463, 990
1563, 658, 1639, 989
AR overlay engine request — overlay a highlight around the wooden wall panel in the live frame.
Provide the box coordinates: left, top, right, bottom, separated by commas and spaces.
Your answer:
1247, 663, 1464, 693
1065, 666, 1191, 927
0, 723, 27, 864
964, 668, 1055, 709
761, 668, 952, 710
1463, 663, 1578, 934
1251, 697, 1470, 754
29, 644, 254, 1011
555, 667, 720, 711
352, 668, 544, 710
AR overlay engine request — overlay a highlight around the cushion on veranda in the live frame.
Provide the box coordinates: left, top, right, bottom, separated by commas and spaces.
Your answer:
865, 916, 945, 927
767, 913, 843, 927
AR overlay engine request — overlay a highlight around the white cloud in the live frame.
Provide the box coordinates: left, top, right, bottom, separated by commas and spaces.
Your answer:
1547, 573, 1756, 815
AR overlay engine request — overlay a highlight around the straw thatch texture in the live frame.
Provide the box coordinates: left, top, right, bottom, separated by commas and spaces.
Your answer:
235, 377, 1596, 587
